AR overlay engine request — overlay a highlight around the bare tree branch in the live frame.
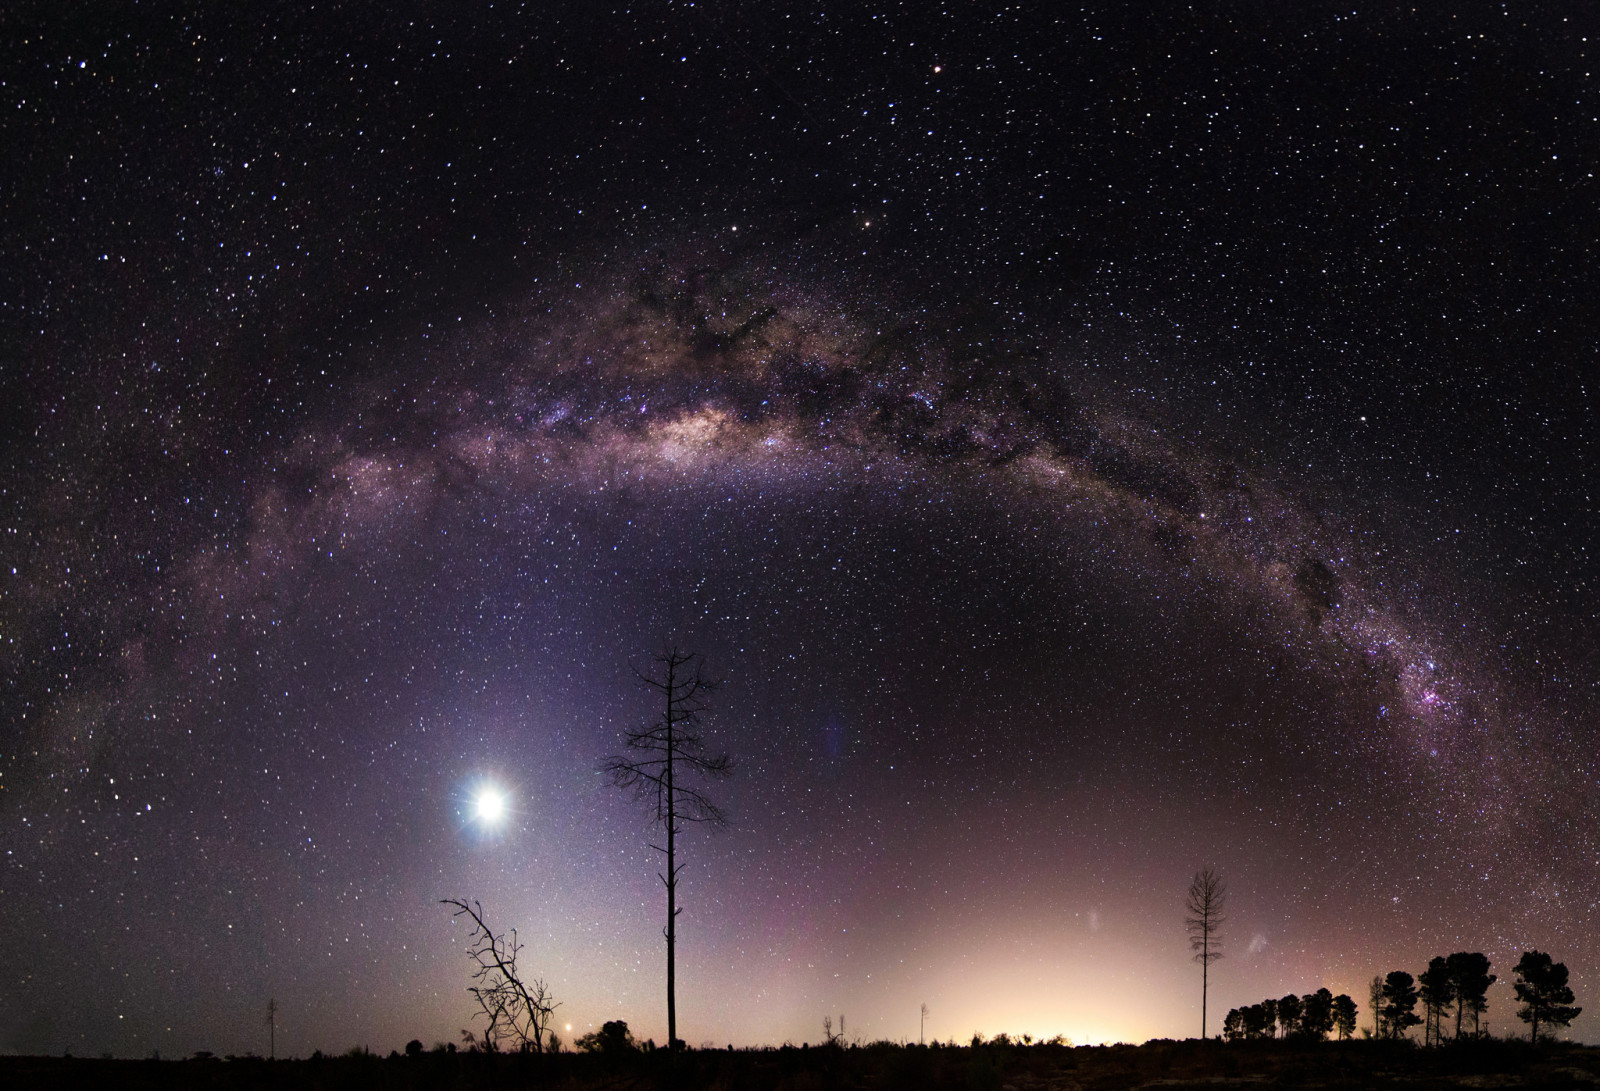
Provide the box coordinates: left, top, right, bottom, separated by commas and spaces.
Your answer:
443, 898, 559, 1053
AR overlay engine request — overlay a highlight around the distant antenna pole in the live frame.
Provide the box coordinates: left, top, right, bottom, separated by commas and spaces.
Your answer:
265, 998, 278, 1060
920, 1002, 929, 1045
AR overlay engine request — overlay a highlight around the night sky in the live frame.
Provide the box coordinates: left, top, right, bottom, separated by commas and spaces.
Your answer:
3, 0, 1599, 1059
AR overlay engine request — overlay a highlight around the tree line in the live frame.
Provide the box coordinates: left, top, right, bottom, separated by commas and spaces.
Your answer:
1223, 988, 1358, 1041
1366, 952, 1580, 1045
1187, 869, 1582, 1047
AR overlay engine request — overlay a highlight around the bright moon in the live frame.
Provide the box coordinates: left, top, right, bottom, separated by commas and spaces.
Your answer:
474, 788, 506, 824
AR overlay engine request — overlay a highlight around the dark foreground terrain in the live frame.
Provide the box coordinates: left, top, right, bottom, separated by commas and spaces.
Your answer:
5, 1037, 1599, 1090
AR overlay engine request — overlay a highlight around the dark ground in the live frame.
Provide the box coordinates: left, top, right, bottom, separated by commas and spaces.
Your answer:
4, 1038, 1599, 1090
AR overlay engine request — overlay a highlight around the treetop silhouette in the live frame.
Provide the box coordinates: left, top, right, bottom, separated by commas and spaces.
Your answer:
1513, 950, 1581, 1044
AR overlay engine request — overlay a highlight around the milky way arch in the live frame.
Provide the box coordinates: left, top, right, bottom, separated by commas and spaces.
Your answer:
6, 241, 1590, 1052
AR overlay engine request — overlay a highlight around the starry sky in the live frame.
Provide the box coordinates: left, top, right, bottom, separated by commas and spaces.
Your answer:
3, 0, 1599, 1059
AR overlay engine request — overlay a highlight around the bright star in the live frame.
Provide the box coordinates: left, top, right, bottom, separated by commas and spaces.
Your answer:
474, 787, 506, 825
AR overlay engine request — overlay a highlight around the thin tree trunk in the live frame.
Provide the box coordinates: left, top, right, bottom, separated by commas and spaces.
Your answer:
604, 648, 730, 1057
1184, 868, 1225, 1043
666, 673, 678, 1051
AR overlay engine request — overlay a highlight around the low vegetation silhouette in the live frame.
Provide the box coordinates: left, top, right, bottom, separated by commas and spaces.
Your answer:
13, 1033, 1600, 1091
576, 1020, 640, 1054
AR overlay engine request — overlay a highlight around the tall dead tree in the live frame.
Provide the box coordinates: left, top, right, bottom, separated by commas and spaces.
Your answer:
1185, 866, 1227, 1040
603, 648, 732, 1051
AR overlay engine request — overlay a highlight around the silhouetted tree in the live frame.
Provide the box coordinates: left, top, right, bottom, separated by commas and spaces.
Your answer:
602, 648, 733, 1052
1227, 999, 1285, 1040
1446, 952, 1495, 1039
442, 898, 559, 1053
576, 1021, 638, 1054
1513, 950, 1582, 1044
1380, 971, 1423, 1040
1184, 866, 1227, 1039
1276, 994, 1303, 1039
1227, 990, 1340, 1041
265, 999, 277, 1060
1368, 975, 1387, 1038
1252, 998, 1278, 1039
1418, 956, 1453, 1046
1301, 988, 1335, 1040
1331, 993, 1358, 1040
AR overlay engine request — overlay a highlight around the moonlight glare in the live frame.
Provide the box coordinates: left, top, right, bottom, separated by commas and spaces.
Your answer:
474, 786, 507, 826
